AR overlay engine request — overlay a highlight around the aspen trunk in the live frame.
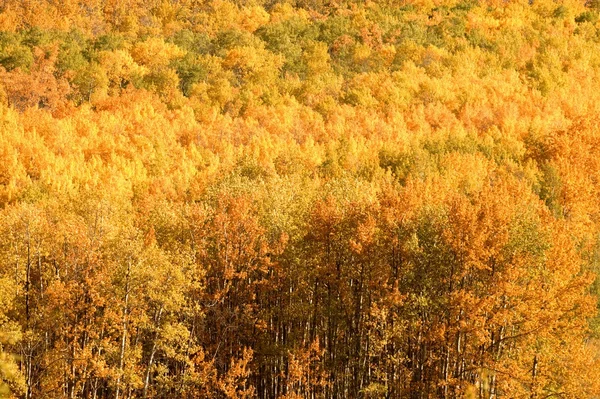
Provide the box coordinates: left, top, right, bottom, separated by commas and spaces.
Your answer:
115, 260, 131, 399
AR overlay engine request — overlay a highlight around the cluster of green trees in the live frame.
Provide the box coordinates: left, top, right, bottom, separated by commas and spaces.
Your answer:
1, 0, 600, 398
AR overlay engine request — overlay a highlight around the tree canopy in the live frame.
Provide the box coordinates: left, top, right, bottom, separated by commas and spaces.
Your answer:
1, 0, 600, 398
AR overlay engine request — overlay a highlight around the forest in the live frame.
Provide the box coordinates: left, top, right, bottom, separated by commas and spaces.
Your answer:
0, 0, 600, 397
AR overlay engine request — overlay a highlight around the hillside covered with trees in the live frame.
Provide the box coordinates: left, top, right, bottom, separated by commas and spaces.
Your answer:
1, 0, 600, 397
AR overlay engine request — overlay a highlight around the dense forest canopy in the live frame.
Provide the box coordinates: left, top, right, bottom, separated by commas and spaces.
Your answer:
0, 0, 600, 397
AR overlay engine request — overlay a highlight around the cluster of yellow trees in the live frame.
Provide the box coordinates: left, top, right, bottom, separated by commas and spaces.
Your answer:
1, 0, 600, 397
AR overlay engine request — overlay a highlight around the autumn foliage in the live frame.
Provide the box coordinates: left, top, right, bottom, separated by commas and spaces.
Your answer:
0, 0, 600, 398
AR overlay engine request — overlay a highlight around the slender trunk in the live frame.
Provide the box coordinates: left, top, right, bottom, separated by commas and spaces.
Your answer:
143, 306, 164, 398
530, 355, 538, 399
25, 224, 32, 399
179, 316, 197, 394
115, 260, 132, 399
